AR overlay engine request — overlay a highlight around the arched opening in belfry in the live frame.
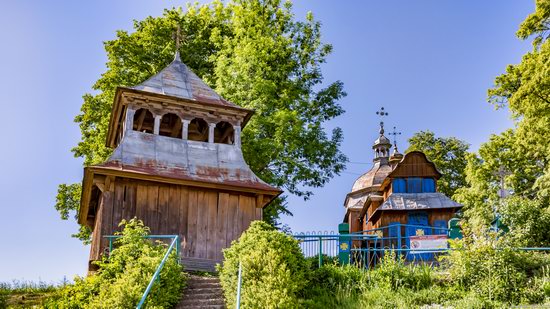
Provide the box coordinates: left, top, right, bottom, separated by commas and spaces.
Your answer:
132, 108, 154, 134
159, 113, 183, 138
188, 118, 209, 142
214, 121, 235, 145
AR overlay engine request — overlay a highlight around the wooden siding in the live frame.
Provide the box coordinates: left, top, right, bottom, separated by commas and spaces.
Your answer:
88, 177, 261, 266
389, 152, 440, 179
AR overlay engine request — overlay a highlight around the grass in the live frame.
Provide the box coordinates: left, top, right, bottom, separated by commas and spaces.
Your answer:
0, 279, 65, 308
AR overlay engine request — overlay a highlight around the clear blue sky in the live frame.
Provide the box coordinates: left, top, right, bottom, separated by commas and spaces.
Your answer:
0, 0, 534, 282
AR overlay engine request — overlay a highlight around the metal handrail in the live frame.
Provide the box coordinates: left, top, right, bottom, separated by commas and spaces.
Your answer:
136, 236, 179, 309
105, 235, 181, 257
104, 234, 180, 309
236, 261, 243, 309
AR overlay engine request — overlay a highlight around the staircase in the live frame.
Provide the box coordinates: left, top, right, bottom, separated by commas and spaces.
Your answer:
176, 274, 225, 309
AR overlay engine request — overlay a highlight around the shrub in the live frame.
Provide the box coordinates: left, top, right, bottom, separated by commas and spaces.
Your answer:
442, 231, 550, 305
45, 218, 185, 308
219, 221, 308, 309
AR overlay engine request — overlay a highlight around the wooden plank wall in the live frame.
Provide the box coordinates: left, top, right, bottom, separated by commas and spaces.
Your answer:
89, 178, 260, 264
390, 152, 439, 178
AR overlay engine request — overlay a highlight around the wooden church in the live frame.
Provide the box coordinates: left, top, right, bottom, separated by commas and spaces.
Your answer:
78, 50, 281, 271
343, 113, 462, 260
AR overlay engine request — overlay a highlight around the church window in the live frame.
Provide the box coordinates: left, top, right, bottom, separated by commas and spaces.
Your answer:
159, 113, 183, 138
188, 118, 209, 142
407, 178, 423, 193
214, 121, 235, 145
132, 108, 154, 133
392, 179, 406, 193
422, 178, 436, 193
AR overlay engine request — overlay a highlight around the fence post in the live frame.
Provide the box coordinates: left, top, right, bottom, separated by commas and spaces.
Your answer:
318, 236, 323, 267
397, 224, 402, 258
338, 223, 350, 265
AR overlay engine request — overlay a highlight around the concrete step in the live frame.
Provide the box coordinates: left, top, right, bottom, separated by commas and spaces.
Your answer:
176, 274, 226, 309
183, 287, 223, 295
187, 277, 221, 283
177, 298, 225, 307
181, 257, 220, 272
187, 282, 221, 289
180, 305, 225, 309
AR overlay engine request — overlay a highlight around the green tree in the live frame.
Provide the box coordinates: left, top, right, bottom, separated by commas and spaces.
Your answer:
456, 0, 550, 236
454, 130, 542, 230
56, 0, 346, 242
406, 130, 469, 197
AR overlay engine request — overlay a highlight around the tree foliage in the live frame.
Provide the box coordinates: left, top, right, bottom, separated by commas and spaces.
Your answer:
406, 130, 469, 197
455, 0, 550, 240
57, 0, 346, 241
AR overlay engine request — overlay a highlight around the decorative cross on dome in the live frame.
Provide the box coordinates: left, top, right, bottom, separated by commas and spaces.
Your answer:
376, 107, 389, 118
389, 126, 401, 146
375, 107, 389, 134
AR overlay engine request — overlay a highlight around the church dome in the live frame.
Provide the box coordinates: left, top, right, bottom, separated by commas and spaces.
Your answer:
374, 135, 391, 146
351, 162, 393, 192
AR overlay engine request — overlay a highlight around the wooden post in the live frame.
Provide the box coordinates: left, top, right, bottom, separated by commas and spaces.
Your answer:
154, 115, 161, 135
233, 125, 241, 147
124, 108, 136, 134
182, 119, 190, 140
208, 123, 216, 143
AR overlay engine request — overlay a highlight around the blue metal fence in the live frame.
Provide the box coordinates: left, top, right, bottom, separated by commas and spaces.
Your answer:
294, 223, 451, 267
294, 224, 550, 268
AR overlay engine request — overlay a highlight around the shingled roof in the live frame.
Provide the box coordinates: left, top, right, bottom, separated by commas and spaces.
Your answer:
368, 192, 462, 220
132, 52, 236, 107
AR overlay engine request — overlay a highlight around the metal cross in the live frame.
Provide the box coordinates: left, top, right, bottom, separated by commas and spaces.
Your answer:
376, 107, 389, 118
376, 107, 389, 133
389, 126, 402, 146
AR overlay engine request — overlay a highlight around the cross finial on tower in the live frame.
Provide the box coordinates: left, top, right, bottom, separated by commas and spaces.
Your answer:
173, 25, 183, 61
389, 126, 402, 151
376, 107, 389, 135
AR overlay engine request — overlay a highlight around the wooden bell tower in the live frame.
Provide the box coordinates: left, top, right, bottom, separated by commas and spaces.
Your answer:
78, 50, 281, 271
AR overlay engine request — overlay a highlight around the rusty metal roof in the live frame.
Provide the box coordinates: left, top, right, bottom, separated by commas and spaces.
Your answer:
95, 130, 280, 193
132, 52, 236, 107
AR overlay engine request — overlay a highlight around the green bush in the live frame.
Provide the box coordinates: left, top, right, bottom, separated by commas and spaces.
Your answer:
218, 221, 550, 308
45, 218, 185, 308
219, 221, 308, 309
442, 232, 550, 305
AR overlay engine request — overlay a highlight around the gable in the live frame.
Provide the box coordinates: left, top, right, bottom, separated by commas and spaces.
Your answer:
388, 151, 442, 179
